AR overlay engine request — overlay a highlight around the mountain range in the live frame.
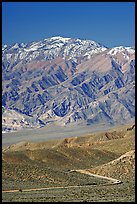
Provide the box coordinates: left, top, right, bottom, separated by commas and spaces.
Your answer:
2, 36, 135, 132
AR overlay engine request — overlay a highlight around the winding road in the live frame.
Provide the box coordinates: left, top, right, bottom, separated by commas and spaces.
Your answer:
2, 169, 122, 193
71, 169, 122, 184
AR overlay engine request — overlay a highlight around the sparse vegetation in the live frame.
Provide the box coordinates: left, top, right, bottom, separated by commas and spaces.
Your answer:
2, 124, 135, 202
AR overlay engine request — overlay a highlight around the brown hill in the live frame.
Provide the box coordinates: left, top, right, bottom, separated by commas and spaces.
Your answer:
2, 124, 135, 169
87, 150, 135, 181
2, 123, 135, 203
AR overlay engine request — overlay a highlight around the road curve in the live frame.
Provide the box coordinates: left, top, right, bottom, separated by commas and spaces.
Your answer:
2, 169, 122, 193
71, 169, 122, 184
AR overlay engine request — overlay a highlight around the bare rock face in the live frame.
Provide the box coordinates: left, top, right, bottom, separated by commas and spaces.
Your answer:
2, 37, 135, 132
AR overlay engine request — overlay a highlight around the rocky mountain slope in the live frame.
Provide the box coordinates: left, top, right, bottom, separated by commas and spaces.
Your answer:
2, 106, 44, 133
2, 37, 135, 132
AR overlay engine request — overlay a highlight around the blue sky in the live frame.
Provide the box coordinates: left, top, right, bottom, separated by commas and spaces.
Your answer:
2, 2, 135, 47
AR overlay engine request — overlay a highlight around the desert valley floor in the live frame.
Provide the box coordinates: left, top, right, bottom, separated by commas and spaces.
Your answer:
2, 123, 135, 202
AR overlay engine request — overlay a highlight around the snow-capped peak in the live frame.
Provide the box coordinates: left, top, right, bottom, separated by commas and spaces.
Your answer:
2, 44, 8, 51
3, 36, 108, 63
12, 43, 20, 49
45, 36, 71, 43
108, 46, 135, 56
50, 36, 71, 40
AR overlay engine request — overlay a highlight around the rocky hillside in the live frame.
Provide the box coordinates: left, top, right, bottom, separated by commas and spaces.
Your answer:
2, 123, 135, 178
2, 37, 135, 132
88, 150, 135, 181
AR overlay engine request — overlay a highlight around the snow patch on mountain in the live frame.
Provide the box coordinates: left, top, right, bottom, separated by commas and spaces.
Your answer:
2, 36, 108, 64
108, 46, 135, 57
2, 36, 135, 131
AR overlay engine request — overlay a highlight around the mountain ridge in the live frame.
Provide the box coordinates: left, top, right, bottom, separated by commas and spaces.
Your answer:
2, 36, 135, 133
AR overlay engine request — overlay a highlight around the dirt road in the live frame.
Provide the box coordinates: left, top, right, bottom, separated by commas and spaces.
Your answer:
2, 185, 91, 193
71, 169, 122, 184
2, 169, 122, 193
